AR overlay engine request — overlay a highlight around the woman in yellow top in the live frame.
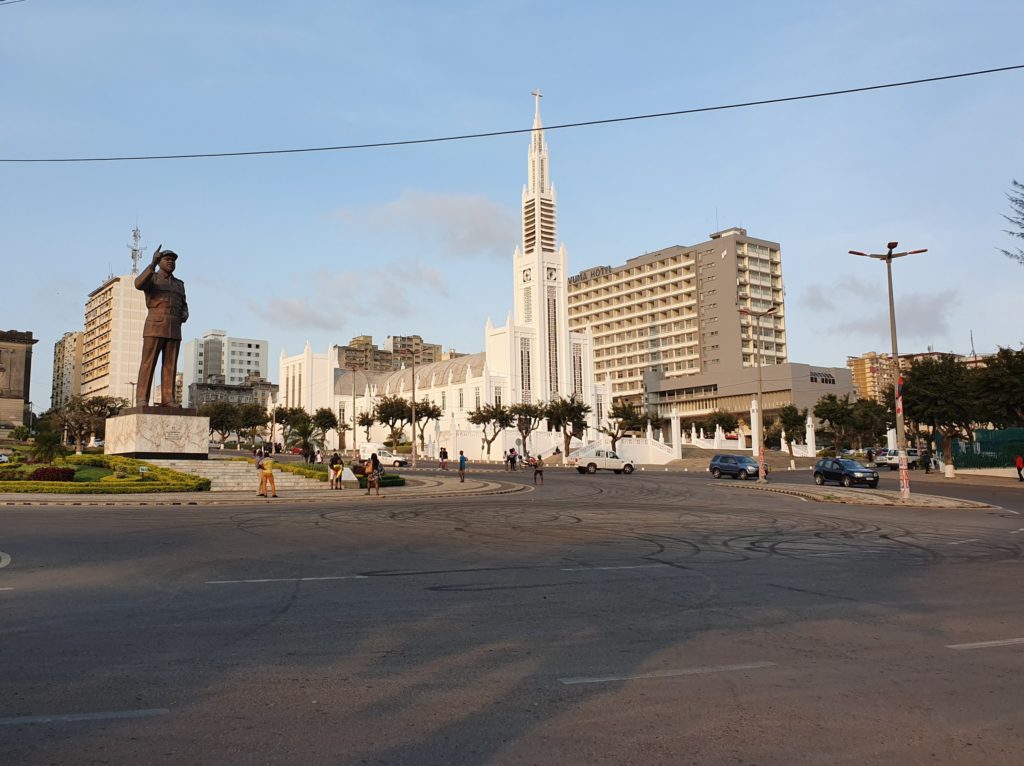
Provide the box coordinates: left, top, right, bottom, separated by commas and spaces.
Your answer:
257, 456, 278, 498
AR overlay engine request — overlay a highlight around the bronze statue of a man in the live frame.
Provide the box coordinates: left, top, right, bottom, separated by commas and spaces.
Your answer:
135, 245, 188, 407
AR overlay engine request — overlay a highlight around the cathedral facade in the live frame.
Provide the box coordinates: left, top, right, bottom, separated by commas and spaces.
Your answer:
279, 96, 605, 457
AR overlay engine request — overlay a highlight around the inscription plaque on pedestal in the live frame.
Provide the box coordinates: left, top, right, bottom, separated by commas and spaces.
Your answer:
104, 408, 209, 460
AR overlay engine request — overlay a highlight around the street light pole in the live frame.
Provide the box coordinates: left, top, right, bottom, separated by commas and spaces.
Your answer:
849, 241, 927, 500
739, 305, 777, 483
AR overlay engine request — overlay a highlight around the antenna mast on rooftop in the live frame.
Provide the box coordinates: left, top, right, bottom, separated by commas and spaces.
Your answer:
128, 225, 146, 275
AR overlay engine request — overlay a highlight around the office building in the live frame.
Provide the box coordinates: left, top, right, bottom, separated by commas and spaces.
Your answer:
181, 330, 269, 407
0, 330, 38, 431
81, 274, 147, 401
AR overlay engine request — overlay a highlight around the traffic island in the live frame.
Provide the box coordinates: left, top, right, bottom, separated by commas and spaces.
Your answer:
0, 474, 528, 507
719, 481, 994, 509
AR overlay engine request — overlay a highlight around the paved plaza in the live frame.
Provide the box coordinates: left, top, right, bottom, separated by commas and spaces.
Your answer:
2, 469, 1023, 764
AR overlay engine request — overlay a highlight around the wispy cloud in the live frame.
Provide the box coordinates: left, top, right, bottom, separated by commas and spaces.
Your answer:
336, 190, 517, 259
799, 275, 960, 342
255, 262, 452, 333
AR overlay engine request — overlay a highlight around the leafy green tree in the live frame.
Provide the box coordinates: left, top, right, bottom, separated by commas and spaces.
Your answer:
375, 396, 411, 446
357, 411, 375, 440
599, 400, 645, 452
814, 394, 854, 451
9, 425, 30, 442
705, 409, 739, 435
30, 431, 65, 463
468, 403, 515, 459
312, 407, 339, 448
902, 355, 980, 465
776, 404, 808, 458
849, 398, 891, 450
509, 402, 545, 451
413, 399, 443, 450
335, 420, 351, 452
199, 401, 240, 448
1000, 179, 1024, 266
545, 395, 592, 457
975, 347, 1024, 428
56, 395, 129, 453
237, 402, 270, 449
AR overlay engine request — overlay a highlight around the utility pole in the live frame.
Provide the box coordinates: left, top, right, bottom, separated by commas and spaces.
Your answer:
739, 305, 777, 483
849, 241, 928, 500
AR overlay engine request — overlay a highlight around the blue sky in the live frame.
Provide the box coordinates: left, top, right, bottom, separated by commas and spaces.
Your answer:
3, 1, 1022, 411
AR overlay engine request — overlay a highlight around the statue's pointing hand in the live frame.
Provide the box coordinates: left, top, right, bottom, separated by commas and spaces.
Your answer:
151, 244, 164, 266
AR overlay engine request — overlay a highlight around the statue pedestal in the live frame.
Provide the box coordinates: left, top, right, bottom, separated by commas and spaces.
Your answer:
104, 407, 209, 460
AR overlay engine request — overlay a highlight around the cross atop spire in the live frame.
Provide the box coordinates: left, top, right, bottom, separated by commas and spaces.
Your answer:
531, 88, 543, 126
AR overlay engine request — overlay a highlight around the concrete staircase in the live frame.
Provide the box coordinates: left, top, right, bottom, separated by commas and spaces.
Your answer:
149, 458, 327, 493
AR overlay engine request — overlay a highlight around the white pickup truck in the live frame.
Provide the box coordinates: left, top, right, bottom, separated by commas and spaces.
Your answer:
569, 449, 635, 475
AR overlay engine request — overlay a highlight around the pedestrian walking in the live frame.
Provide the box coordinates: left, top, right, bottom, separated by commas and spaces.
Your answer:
315, 449, 323, 465
922, 447, 932, 474
533, 454, 544, 485
866, 448, 874, 464
329, 451, 342, 489
458, 450, 467, 482
439, 447, 448, 471
502, 449, 509, 470
508, 448, 517, 471
258, 455, 277, 498
1016, 454, 1024, 482
365, 452, 382, 496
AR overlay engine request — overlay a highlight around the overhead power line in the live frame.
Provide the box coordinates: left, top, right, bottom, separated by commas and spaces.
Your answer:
3, 64, 1022, 164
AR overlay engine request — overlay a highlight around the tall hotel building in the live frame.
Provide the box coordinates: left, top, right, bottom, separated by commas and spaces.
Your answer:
568, 227, 787, 406
81, 275, 147, 401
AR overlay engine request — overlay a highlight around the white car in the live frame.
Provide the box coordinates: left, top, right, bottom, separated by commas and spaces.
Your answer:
570, 449, 635, 475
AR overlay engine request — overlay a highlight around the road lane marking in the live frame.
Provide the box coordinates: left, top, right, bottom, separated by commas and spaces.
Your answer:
947, 637, 1024, 650
0, 587, 13, 591
1011, 528, 1024, 534
946, 539, 980, 546
559, 564, 670, 572
206, 575, 368, 584
0, 551, 10, 569
559, 661, 776, 685
0, 708, 169, 726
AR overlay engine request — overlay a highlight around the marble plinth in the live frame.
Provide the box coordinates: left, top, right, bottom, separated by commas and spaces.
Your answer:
105, 412, 210, 460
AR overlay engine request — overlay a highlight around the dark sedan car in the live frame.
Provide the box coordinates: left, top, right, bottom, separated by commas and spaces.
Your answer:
709, 454, 762, 480
813, 458, 879, 488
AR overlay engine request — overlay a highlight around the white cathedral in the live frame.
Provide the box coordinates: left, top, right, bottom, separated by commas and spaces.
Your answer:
278, 95, 606, 458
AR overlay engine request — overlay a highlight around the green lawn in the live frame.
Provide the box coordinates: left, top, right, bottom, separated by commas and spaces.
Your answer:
73, 466, 115, 482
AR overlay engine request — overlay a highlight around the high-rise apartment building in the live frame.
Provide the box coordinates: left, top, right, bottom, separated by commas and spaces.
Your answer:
567, 227, 787, 405
335, 335, 397, 372
51, 331, 84, 409
180, 330, 269, 407
81, 275, 147, 401
846, 351, 895, 402
384, 335, 442, 366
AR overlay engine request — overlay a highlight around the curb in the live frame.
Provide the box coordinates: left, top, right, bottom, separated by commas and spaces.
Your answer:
0, 478, 529, 507
717, 482, 994, 509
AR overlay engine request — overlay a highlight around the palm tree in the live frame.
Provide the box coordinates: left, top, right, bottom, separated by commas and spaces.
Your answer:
288, 419, 319, 462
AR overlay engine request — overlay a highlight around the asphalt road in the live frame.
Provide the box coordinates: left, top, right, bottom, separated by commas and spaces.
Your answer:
2, 470, 1023, 765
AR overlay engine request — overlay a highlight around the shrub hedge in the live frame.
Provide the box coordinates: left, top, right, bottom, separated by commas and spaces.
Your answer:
0, 454, 210, 494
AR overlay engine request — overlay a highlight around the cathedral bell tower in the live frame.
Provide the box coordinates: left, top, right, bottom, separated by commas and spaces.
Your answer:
513, 91, 571, 404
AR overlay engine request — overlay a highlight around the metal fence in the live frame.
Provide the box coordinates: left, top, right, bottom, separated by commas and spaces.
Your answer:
952, 429, 1024, 469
